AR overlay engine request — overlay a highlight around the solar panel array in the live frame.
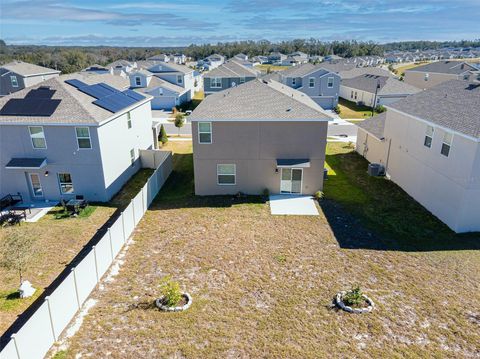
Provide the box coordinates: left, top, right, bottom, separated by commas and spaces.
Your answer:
65, 79, 146, 113
0, 87, 61, 116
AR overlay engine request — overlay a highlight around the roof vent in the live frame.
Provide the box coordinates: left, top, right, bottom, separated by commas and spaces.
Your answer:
286, 108, 292, 112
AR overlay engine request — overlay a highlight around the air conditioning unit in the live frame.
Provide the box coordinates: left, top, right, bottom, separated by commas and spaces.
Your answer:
368, 163, 385, 176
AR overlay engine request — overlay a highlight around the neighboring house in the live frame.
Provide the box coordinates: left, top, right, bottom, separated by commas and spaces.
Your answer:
233, 53, 248, 61
198, 54, 225, 70
282, 51, 309, 66
82, 64, 110, 74
340, 74, 421, 107
268, 52, 287, 64
0, 61, 60, 96
145, 61, 195, 101
106, 60, 137, 75
278, 63, 341, 109
129, 69, 190, 110
0, 73, 154, 203
337, 67, 396, 80
193, 70, 203, 92
147, 54, 170, 62
356, 80, 480, 233
190, 79, 333, 195
170, 54, 187, 64
203, 60, 259, 95
252, 56, 269, 64
324, 54, 343, 62
404, 61, 478, 89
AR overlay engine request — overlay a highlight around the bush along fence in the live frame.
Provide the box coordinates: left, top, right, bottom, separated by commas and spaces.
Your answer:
0, 150, 173, 359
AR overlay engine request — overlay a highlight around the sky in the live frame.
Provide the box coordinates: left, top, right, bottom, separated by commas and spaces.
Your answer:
1, 0, 480, 47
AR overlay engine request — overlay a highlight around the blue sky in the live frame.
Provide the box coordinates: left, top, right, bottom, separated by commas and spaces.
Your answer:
1, 0, 479, 46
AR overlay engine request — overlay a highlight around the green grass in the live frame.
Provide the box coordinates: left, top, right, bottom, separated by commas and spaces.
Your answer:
254, 64, 290, 72
52, 350, 69, 359
337, 98, 380, 119
324, 143, 480, 250
109, 168, 154, 209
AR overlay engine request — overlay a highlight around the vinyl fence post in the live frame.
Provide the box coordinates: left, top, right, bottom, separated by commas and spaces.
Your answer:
92, 245, 99, 282
71, 268, 81, 310
131, 199, 136, 225
45, 296, 57, 341
141, 187, 146, 213
11, 334, 20, 359
121, 211, 127, 244
108, 228, 114, 261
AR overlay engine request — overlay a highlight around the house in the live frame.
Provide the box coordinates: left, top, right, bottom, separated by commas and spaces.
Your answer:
337, 67, 397, 80
82, 64, 110, 74
106, 60, 137, 75
268, 52, 287, 65
278, 63, 341, 109
147, 54, 170, 62
404, 61, 478, 89
355, 80, 480, 233
145, 61, 195, 101
324, 54, 343, 62
0, 61, 60, 96
169, 54, 187, 64
283, 51, 309, 66
197, 54, 225, 70
203, 60, 259, 95
252, 55, 269, 64
340, 74, 421, 107
0, 73, 154, 203
233, 53, 248, 61
129, 69, 190, 110
190, 79, 333, 195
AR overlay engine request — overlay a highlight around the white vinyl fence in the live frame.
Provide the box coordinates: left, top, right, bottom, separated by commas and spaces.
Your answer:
0, 151, 172, 359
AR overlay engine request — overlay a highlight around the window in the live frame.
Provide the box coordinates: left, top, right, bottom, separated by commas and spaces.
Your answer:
351, 90, 354, 99
239, 77, 245, 84
354, 91, 358, 100
309, 77, 315, 88
135, 77, 141, 86
424, 125, 434, 148
441, 132, 453, 157
130, 148, 135, 166
217, 164, 236, 185
424, 73, 429, 81
177, 75, 183, 84
198, 122, 212, 144
127, 112, 132, 129
10, 75, 18, 87
292, 78, 296, 86
58, 173, 74, 194
76, 127, 91, 149
29, 126, 46, 149
211, 77, 222, 88
327, 77, 334, 88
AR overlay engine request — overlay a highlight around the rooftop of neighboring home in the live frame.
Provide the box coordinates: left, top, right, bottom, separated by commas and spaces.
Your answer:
189, 79, 333, 121
318, 61, 357, 73
356, 112, 387, 140
147, 54, 169, 61
342, 74, 421, 95
133, 75, 187, 94
149, 61, 193, 74
1, 60, 60, 77
406, 61, 477, 75
388, 80, 480, 139
0, 73, 149, 125
204, 60, 259, 78
106, 60, 136, 69
279, 63, 331, 78
338, 67, 397, 79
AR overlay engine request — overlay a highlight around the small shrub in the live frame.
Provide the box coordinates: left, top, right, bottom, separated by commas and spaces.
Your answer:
375, 105, 386, 113
314, 191, 324, 200
274, 254, 287, 264
333, 105, 341, 114
342, 286, 364, 307
159, 276, 182, 307
262, 188, 270, 197
159, 124, 168, 145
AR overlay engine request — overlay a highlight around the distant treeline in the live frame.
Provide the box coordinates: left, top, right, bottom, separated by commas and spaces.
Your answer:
1, 38, 479, 74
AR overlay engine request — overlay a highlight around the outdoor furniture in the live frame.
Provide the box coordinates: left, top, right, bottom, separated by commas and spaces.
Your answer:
0, 193, 23, 212
66, 199, 87, 214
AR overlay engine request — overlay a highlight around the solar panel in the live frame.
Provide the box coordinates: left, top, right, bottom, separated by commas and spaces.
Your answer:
93, 93, 137, 113
65, 79, 88, 88
123, 89, 145, 101
0, 98, 60, 116
98, 83, 120, 93
78, 84, 116, 99
25, 88, 56, 99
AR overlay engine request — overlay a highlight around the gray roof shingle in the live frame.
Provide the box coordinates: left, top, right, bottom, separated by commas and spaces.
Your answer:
1, 61, 60, 77
356, 112, 386, 140
342, 75, 421, 95
405, 61, 477, 75
204, 61, 259, 78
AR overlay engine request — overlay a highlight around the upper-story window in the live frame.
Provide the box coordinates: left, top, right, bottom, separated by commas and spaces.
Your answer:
424, 125, 434, 148
177, 75, 183, 84
309, 77, 315, 88
198, 122, 212, 144
76, 127, 92, 149
127, 112, 132, 129
130, 148, 135, 166
292, 78, 296, 86
424, 73, 429, 81
135, 77, 141, 86
441, 132, 453, 157
327, 77, 334, 88
29, 126, 46, 149
10, 75, 18, 87
211, 77, 222, 88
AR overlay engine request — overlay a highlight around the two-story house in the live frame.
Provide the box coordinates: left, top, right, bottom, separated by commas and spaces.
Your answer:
129, 69, 190, 110
197, 54, 225, 71
278, 63, 341, 109
144, 61, 195, 101
0, 61, 60, 97
190, 79, 333, 196
404, 61, 478, 89
107, 60, 137, 76
356, 80, 480, 233
203, 61, 259, 95
0, 73, 154, 203
268, 52, 287, 65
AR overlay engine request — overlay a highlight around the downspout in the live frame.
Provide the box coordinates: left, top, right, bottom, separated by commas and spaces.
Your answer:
385, 138, 392, 174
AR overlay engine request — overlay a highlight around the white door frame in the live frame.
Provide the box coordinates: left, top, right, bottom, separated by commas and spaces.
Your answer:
280, 168, 303, 194
28, 172, 44, 198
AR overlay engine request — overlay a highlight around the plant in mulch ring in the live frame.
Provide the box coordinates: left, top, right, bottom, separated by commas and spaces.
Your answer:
335, 286, 374, 314
155, 276, 192, 312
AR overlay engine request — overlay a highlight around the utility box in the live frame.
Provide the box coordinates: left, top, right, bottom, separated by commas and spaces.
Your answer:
368, 163, 385, 176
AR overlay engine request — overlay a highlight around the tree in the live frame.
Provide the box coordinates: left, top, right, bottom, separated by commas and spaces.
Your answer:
174, 114, 185, 136
0, 232, 36, 285
159, 124, 168, 145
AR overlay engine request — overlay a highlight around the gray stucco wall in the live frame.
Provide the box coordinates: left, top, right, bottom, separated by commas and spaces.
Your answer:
192, 120, 328, 195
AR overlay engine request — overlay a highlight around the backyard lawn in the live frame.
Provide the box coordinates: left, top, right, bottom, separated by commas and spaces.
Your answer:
54, 142, 480, 358
254, 64, 290, 72
337, 98, 380, 120
0, 169, 153, 335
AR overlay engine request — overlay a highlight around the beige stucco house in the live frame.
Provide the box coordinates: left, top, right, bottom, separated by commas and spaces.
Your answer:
190, 79, 333, 196
356, 80, 480, 233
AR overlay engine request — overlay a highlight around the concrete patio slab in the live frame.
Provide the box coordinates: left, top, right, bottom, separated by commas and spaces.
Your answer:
269, 194, 319, 216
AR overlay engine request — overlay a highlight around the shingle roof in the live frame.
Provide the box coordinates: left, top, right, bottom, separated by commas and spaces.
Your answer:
1, 61, 60, 77
149, 61, 193, 74
406, 61, 477, 75
356, 112, 386, 140
204, 61, 259, 78
135, 76, 187, 94
0, 73, 149, 125
339, 67, 397, 79
388, 80, 480, 138
279, 63, 317, 77
189, 79, 333, 121
342, 75, 421, 95
107, 60, 135, 68
319, 62, 357, 73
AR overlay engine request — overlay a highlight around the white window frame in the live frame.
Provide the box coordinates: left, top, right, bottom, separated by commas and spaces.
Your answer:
177, 74, 183, 84
58, 173, 74, 194
28, 126, 47, 149
130, 148, 136, 166
217, 164, 236, 185
135, 76, 141, 86
75, 127, 92, 149
327, 77, 334, 88
210, 77, 222, 88
28, 173, 43, 197
441, 132, 453, 157
198, 122, 212, 144
10, 75, 18, 87
127, 112, 132, 129
424, 125, 434, 148
308, 77, 315, 88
